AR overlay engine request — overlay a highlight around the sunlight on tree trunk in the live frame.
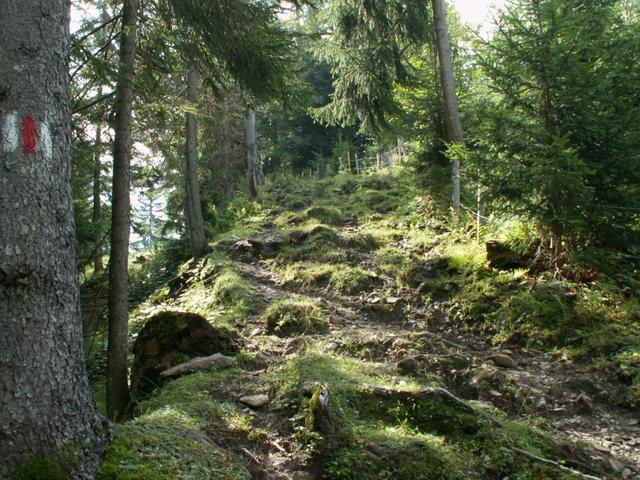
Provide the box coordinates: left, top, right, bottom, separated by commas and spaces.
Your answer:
185, 65, 208, 259
107, 0, 138, 421
432, 0, 464, 218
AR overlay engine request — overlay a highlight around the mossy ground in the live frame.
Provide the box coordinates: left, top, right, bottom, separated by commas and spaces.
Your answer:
264, 296, 329, 337
274, 349, 574, 480
89, 168, 637, 478
100, 372, 252, 480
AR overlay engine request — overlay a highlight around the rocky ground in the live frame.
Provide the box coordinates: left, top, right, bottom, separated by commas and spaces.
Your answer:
218, 231, 640, 480
97, 172, 640, 479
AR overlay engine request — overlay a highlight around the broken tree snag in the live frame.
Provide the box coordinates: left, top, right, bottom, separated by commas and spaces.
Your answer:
302, 382, 338, 443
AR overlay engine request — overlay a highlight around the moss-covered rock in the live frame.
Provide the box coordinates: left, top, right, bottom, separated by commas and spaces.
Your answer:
131, 311, 239, 399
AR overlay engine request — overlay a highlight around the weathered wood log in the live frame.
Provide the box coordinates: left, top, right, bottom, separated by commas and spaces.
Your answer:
159, 353, 235, 378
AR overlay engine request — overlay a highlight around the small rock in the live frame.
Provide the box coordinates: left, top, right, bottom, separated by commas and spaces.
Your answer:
238, 394, 270, 409
622, 468, 632, 479
485, 354, 517, 369
253, 353, 271, 368
470, 365, 504, 386
326, 342, 340, 352
385, 297, 401, 304
398, 357, 420, 373
574, 393, 592, 412
609, 458, 624, 473
249, 327, 262, 337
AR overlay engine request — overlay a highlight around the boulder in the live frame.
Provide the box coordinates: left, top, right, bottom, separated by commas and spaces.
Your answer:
131, 311, 239, 399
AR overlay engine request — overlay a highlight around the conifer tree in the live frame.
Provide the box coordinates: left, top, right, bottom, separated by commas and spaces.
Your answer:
0, 0, 107, 476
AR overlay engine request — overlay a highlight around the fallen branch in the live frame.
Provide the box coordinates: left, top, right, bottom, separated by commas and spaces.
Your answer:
414, 331, 467, 350
510, 447, 602, 480
241, 447, 261, 465
159, 353, 235, 378
366, 385, 475, 413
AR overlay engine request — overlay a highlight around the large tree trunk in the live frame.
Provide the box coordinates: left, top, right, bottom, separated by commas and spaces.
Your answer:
245, 107, 260, 198
185, 65, 208, 259
107, 0, 138, 420
0, 0, 108, 477
432, 0, 463, 218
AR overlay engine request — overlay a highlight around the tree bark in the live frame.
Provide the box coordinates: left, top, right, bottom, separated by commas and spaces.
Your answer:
107, 0, 138, 420
185, 65, 208, 259
432, 0, 463, 218
245, 107, 260, 198
0, 0, 108, 477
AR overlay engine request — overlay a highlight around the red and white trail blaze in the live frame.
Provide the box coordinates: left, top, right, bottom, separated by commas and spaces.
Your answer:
1, 111, 52, 159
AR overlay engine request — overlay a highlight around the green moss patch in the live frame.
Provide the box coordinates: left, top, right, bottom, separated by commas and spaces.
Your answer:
264, 297, 329, 337
305, 206, 344, 225
279, 262, 381, 294
274, 350, 582, 480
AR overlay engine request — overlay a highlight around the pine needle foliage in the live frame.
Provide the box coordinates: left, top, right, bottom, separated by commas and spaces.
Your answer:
158, 0, 295, 101
314, 0, 430, 132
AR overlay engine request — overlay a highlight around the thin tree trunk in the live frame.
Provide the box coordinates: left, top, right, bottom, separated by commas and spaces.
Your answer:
245, 107, 259, 198
432, 0, 463, 218
92, 115, 103, 273
218, 90, 237, 203
185, 65, 207, 258
107, 0, 138, 420
0, 0, 108, 477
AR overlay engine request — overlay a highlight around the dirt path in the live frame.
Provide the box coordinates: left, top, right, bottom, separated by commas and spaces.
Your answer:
216, 242, 640, 479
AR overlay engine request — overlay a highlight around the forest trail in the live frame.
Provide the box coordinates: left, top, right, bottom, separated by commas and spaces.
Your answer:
103, 172, 640, 480
216, 218, 639, 480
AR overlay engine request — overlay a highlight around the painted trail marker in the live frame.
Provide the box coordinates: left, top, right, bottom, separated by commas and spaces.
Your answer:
21, 116, 37, 154
1, 112, 52, 159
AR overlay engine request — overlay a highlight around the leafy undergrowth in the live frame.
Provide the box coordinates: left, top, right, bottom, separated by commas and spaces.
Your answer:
440, 245, 640, 406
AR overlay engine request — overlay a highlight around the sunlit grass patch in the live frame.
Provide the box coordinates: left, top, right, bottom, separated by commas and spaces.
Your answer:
100, 405, 250, 480
264, 296, 329, 337
279, 262, 380, 294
